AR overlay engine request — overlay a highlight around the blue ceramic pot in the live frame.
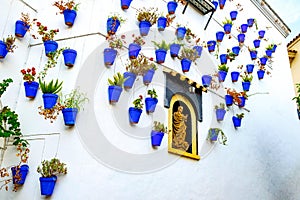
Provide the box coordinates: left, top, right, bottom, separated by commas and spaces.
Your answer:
246, 64, 254, 74
151, 131, 164, 146
209, 129, 218, 141
193, 46, 202, 57
232, 46, 240, 56
63, 49, 77, 67
63, 9, 77, 26
218, 70, 227, 82
139, 21, 151, 36
167, 1, 178, 14
272, 44, 277, 53
260, 57, 268, 65
170, 43, 181, 58
242, 81, 251, 91
232, 116, 242, 127
247, 18, 255, 27
257, 70, 265, 80
104, 48, 117, 66
212, 1, 218, 10
216, 31, 225, 42
107, 18, 120, 35
250, 50, 257, 60
220, 54, 227, 64
157, 17, 167, 31
231, 71, 240, 82
15, 20, 30, 38
266, 50, 272, 57
0, 41, 8, 59
201, 75, 212, 87
218, 0, 226, 9
39, 176, 57, 196
42, 93, 58, 109
207, 40, 216, 52
238, 96, 246, 107
129, 107, 143, 124
24, 81, 39, 98
11, 164, 29, 184
155, 49, 167, 64
128, 43, 141, 59
44, 40, 58, 56
108, 85, 123, 104
62, 108, 78, 126
225, 94, 233, 106
237, 33, 245, 43
230, 11, 238, 20
145, 97, 158, 113
176, 27, 186, 40
258, 30, 265, 38
123, 72, 136, 89
223, 24, 232, 34
143, 69, 155, 85
181, 58, 192, 72
240, 24, 248, 33
216, 109, 226, 121
121, 0, 132, 10
253, 39, 261, 48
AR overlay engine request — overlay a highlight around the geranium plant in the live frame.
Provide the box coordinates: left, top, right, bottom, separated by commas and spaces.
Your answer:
125, 55, 156, 76
53, 0, 79, 13
35, 22, 59, 42
2, 35, 17, 53
20, 67, 36, 83
136, 7, 159, 25
133, 95, 144, 109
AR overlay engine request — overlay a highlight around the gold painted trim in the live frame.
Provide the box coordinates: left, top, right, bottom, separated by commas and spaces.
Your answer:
168, 94, 200, 160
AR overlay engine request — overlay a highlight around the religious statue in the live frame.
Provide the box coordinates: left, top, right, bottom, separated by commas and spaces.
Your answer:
172, 106, 190, 151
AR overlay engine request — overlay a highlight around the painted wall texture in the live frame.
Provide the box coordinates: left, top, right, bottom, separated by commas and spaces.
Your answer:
0, 0, 299, 199
288, 34, 300, 95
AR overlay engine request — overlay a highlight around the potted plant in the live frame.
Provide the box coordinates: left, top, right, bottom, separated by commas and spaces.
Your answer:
248, 47, 257, 60
215, 103, 226, 121
207, 40, 217, 52
142, 60, 157, 86
207, 128, 227, 145
232, 113, 244, 128
129, 95, 144, 124
175, 24, 187, 40
253, 39, 261, 48
20, 67, 39, 99
241, 72, 253, 91
128, 35, 145, 59
145, 88, 158, 114
179, 47, 199, 73
218, 64, 229, 82
108, 72, 126, 104
60, 88, 88, 126
151, 121, 168, 146
136, 7, 159, 36
246, 64, 255, 74
265, 44, 274, 58
201, 75, 212, 87
225, 88, 242, 106
106, 13, 126, 36
37, 158, 67, 196
39, 79, 63, 109
257, 65, 266, 80
240, 24, 248, 33
231, 71, 240, 82
104, 35, 125, 66
121, 0, 133, 10
259, 55, 268, 66
15, 12, 36, 38
230, 10, 238, 20
216, 31, 225, 42
258, 30, 265, 39
170, 40, 183, 58
0, 35, 17, 59
124, 56, 142, 89
231, 46, 240, 56
53, 0, 79, 27
62, 47, 77, 67
36, 22, 59, 56
219, 54, 227, 65
167, 1, 178, 14
238, 91, 248, 108
292, 83, 300, 120
152, 40, 170, 64
237, 33, 245, 44
247, 18, 257, 28
157, 13, 167, 31
218, 0, 226, 9
222, 18, 233, 34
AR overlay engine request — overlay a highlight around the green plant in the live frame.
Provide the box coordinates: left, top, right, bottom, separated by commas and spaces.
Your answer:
0, 78, 13, 98
132, 95, 143, 109
227, 49, 236, 61
293, 83, 300, 108
108, 72, 127, 86
108, 13, 126, 23
241, 72, 253, 82
147, 88, 158, 99
136, 7, 159, 25
53, 0, 79, 13
132, 35, 145, 46
152, 40, 170, 50
222, 18, 233, 25
37, 158, 67, 177
207, 128, 227, 145
2, 35, 17, 53
236, 113, 244, 119
214, 103, 225, 110
218, 64, 229, 72
107, 35, 126, 50
266, 43, 275, 50
59, 88, 88, 111
179, 47, 199, 62
125, 55, 157, 75
35, 22, 59, 42
153, 121, 168, 134
39, 79, 63, 94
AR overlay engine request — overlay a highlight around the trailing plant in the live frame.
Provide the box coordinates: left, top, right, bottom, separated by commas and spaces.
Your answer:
207, 128, 227, 145
37, 158, 67, 177
38, 103, 62, 123
132, 35, 145, 46
106, 35, 126, 50
35, 22, 59, 42
108, 72, 127, 86
235, 113, 244, 119
152, 40, 170, 50
108, 13, 126, 23
132, 95, 144, 109
39, 79, 63, 94
19, 12, 36, 32
53, 0, 79, 13
125, 55, 157, 75
0, 78, 13, 98
240, 72, 253, 82
136, 7, 159, 25
2, 35, 17, 53
218, 64, 229, 72
227, 49, 236, 61
59, 88, 88, 111
179, 47, 199, 62
226, 88, 242, 105
153, 121, 168, 134
20, 67, 36, 83
147, 88, 158, 99
214, 103, 225, 110
293, 83, 300, 109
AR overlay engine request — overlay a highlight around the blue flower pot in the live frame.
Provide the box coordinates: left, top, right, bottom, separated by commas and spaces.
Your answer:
218, 70, 227, 82
266, 50, 272, 58
62, 108, 78, 126
139, 20, 151, 36
212, 1, 218, 10
107, 18, 120, 35
223, 24, 232, 34
246, 64, 254, 74
108, 85, 123, 104
242, 81, 251, 91
225, 94, 233, 106
0, 41, 8, 59
15, 20, 30, 38
143, 69, 155, 85
209, 129, 218, 141
104, 48, 117, 66
237, 33, 245, 43
216, 109, 226, 121
218, 0, 226, 9
253, 39, 261, 48
24, 81, 39, 99
151, 131, 164, 146
176, 27, 187, 40
230, 11, 238, 20
250, 50, 257, 60
42, 93, 58, 109
63, 49, 77, 67
121, 0, 132, 10
129, 107, 142, 124
220, 54, 227, 64
257, 70, 265, 80
157, 17, 167, 31
123, 72, 136, 89
167, 1, 178, 14
170, 43, 181, 58
260, 57, 268, 66
193, 46, 202, 57
247, 18, 255, 27
216, 31, 225, 42
145, 97, 158, 113
240, 24, 248, 33
11, 164, 29, 185
207, 40, 216, 52
231, 71, 240, 82
39, 176, 57, 196
232, 116, 242, 127
272, 44, 277, 53
202, 75, 212, 87
181, 58, 192, 72
128, 43, 141, 59
258, 30, 265, 38
238, 96, 246, 107
63, 9, 77, 26
44, 40, 58, 56
232, 46, 240, 56
155, 49, 167, 64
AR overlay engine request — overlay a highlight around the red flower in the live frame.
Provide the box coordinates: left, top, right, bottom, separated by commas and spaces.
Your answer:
32, 67, 35, 71
55, 29, 59, 32
36, 22, 41, 27
149, 57, 154, 61
27, 68, 31, 73
43, 26, 48, 31
139, 95, 143, 99
32, 71, 36, 76
21, 69, 26, 75
121, 35, 125, 39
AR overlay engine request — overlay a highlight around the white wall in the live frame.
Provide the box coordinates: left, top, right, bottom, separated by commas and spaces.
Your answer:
0, 0, 299, 199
